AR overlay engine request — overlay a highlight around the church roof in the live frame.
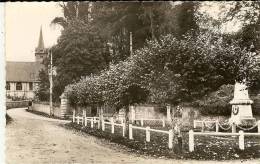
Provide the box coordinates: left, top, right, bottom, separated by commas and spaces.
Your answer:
35, 26, 45, 52
6, 61, 44, 82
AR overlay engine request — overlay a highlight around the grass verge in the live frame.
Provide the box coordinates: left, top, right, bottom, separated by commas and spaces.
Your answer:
65, 122, 260, 160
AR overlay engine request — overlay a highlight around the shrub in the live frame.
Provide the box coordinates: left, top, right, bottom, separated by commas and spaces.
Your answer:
64, 31, 259, 114
195, 84, 233, 116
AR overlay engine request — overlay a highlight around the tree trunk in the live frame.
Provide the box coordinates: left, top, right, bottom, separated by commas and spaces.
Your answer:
149, 7, 155, 40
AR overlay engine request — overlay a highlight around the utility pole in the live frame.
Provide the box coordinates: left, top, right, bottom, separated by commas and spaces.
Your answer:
130, 32, 133, 57
49, 50, 53, 116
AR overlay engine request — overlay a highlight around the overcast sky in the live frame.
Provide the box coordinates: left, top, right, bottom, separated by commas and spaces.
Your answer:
5, 2, 63, 62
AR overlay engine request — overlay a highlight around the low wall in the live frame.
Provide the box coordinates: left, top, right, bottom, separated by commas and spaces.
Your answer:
132, 105, 166, 119
6, 100, 29, 109
32, 103, 63, 118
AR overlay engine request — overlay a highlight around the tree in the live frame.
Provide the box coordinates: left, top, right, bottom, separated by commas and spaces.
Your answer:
65, 30, 259, 109
91, 2, 199, 64
34, 69, 50, 102
51, 20, 110, 99
219, 1, 260, 49
51, 2, 91, 28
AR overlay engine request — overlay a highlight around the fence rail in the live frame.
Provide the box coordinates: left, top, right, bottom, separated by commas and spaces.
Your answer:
189, 130, 260, 152
129, 124, 173, 148
102, 118, 126, 137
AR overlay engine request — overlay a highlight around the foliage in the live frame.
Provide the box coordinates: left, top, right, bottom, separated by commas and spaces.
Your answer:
195, 84, 233, 116
90, 2, 199, 64
48, 2, 201, 101
51, 2, 91, 28
65, 31, 259, 110
221, 1, 260, 50
51, 20, 110, 99
34, 69, 50, 102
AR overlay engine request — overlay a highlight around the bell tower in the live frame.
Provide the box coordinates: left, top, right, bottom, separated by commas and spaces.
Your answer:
35, 26, 47, 63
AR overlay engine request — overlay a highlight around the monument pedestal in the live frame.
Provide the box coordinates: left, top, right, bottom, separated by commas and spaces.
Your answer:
229, 82, 255, 125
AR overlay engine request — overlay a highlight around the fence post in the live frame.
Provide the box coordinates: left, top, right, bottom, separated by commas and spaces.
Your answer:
82, 117, 84, 125
258, 121, 260, 133
73, 110, 75, 123
122, 123, 126, 137
146, 127, 150, 142
97, 118, 100, 129
130, 106, 135, 123
77, 116, 79, 124
189, 130, 194, 152
168, 129, 173, 149
111, 118, 115, 134
84, 117, 87, 126
91, 118, 94, 128
232, 123, 236, 133
202, 121, 205, 132
216, 120, 219, 132
83, 109, 86, 118
162, 118, 166, 127
166, 104, 171, 121
129, 124, 133, 139
141, 118, 144, 126
102, 119, 105, 131
239, 130, 244, 150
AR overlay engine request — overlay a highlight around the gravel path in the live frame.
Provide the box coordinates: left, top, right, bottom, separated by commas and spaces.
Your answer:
6, 108, 260, 164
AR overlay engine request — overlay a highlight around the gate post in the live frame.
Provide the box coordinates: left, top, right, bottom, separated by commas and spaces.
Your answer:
60, 93, 68, 119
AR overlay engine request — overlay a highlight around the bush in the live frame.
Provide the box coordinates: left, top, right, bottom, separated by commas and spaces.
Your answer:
195, 84, 233, 116
64, 31, 259, 113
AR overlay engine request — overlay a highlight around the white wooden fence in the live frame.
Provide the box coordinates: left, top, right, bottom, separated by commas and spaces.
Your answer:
74, 116, 100, 128
129, 124, 173, 149
189, 130, 260, 152
102, 118, 126, 137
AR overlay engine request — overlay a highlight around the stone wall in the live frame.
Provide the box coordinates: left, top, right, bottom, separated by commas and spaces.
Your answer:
6, 100, 29, 109
32, 103, 63, 118
129, 104, 166, 120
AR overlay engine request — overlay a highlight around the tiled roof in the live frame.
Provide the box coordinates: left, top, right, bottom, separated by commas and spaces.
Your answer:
6, 61, 45, 82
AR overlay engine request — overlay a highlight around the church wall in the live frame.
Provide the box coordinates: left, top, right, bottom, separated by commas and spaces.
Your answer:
6, 82, 36, 100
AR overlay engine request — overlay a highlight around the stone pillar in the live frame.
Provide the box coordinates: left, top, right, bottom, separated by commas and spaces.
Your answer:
60, 93, 68, 119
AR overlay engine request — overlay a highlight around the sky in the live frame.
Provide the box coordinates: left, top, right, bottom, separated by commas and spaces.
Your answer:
5, 2, 63, 62
5, 2, 241, 62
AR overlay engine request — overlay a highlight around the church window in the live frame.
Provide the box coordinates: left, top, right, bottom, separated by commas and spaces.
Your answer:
16, 82, 22, 90
6, 82, 10, 90
29, 82, 33, 90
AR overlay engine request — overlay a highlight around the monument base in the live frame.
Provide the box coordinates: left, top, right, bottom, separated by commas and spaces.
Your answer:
229, 117, 256, 126
229, 104, 255, 125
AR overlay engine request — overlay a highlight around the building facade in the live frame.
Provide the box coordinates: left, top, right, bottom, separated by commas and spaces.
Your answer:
6, 27, 47, 100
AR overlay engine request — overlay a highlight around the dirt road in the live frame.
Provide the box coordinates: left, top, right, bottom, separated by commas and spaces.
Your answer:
6, 108, 260, 164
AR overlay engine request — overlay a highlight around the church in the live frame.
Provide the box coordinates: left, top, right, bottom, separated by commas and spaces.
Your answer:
6, 27, 48, 100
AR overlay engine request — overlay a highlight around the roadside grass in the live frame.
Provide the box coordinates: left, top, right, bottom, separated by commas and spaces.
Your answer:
65, 122, 260, 160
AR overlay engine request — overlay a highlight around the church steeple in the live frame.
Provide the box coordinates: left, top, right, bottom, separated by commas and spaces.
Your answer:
35, 26, 47, 63
36, 26, 45, 52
